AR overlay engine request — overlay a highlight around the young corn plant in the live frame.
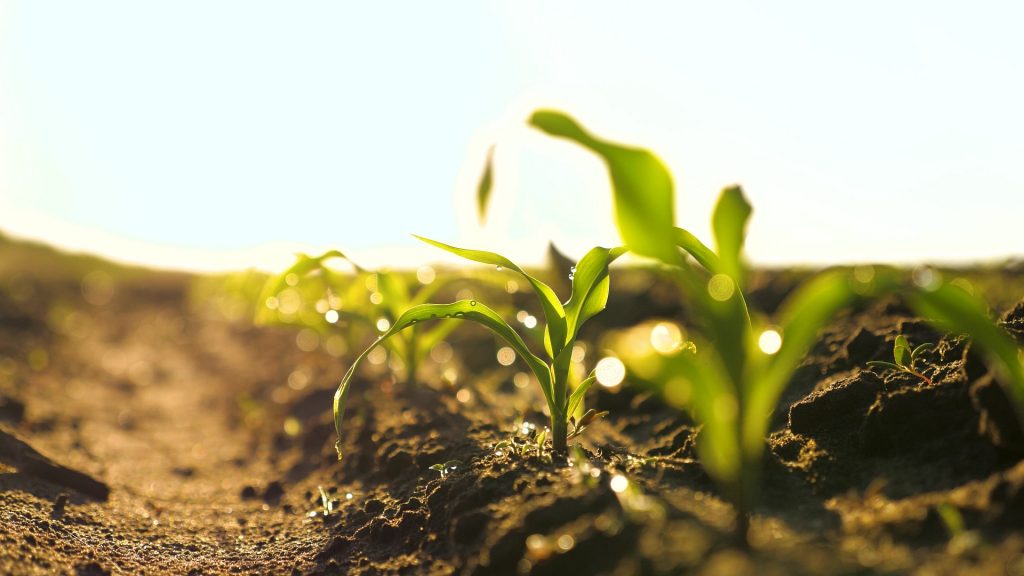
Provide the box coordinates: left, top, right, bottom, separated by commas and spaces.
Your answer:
257, 250, 461, 385
528, 109, 1024, 544
527, 110, 884, 543
333, 236, 625, 459
867, 335, 935, 385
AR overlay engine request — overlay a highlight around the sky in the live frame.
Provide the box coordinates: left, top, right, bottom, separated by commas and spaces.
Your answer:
2, 2, 1022, 272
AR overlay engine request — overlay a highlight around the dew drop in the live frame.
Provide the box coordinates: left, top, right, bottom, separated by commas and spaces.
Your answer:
495, 266, 503, 272
470, 300, 477, 306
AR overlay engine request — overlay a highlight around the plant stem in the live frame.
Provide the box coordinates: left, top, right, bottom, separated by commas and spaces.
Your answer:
551, 414, 568, 453
910, 368, 933, 386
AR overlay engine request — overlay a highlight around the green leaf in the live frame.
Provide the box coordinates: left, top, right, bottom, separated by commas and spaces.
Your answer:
711, 186, 752, 287
563, 246, 626, 342
376, 270, 410, 312
866, 361, 901, 371
529, 110, 681, 267
255, 249, 361, 324
893, 335, 910, 367
334, 301, 553, 460
908, 282, 1024, 421
566, 374, 597, 417
663, 348, 741, 486
576, 408, 608, 429
477, 145, 495, 224
911, 342, 934, 359
673, 227, 722, 273
750, 271, 857, 454
413, 235, 567, 357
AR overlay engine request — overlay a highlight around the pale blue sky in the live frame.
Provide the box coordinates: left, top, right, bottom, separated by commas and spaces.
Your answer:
2, 2, 1022, 271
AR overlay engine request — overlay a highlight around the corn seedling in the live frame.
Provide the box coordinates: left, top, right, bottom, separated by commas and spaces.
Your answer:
333, 236, 624, 459
258, 250, 461, 385
528, 109, 1024, 545
528, 110, 887, 544
867, 335, 935, 385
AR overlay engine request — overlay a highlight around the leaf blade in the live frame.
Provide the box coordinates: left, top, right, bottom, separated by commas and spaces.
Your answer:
563, 246, 626, 342
710, 186, 752, 287
529, 110, 680, 267
413, 235, 567, 357
334, 301, 553, 460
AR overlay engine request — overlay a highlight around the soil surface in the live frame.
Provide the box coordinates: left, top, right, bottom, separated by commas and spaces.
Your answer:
2, 236, 1024, 575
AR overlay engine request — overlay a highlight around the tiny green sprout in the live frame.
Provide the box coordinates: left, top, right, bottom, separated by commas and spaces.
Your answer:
314, 485, 336, 517
867, 335, 935, 385
258, 249, 461, 386
428, 460, 463, 480
567, 409, 609, 441
935, 502, 983, 555
333, 236, 624, 459
493, 421, 554, 461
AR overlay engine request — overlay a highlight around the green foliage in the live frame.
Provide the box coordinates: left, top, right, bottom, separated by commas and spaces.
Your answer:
530, 109, 863, 539
867, 335, 935, 385
333, 237, 624, 460
258, 250, 460, 384
530, 111, 679, 266
530, 108, 1024, 544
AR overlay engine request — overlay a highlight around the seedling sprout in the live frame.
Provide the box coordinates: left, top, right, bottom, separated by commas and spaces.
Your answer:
528, 109, 1024, 546
333, 236, 624, 459
867, 335, 935, 385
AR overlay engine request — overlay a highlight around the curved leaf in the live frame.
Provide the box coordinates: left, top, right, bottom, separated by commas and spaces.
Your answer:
566, 374, 597, 417
413, 235, 567, 357
893, 334, 910, 366
711, 186, 752, 287
673, 228, 722, 273
256, 249, 362, 324
748, 271, 856, 453
663, 348, 741, 487
334, 301, 552, 460
563, 246, 626, 341
529, 110, 681, 267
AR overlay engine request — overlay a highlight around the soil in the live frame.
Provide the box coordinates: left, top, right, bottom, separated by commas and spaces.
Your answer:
2, 235, 1024, 575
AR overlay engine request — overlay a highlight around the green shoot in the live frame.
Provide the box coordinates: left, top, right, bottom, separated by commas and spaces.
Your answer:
530, 108, 1024, 546
531, 109, 864, 544
313, 485, 337, 518
867, 335, 935, 385
258, 250, 460, 386
333, 237, 624, 459
428, 460, 463, 480
567, 408, 608, 442
901, 278, 1024, 425
494, 420, 554, 461
935, 501, 983, 555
